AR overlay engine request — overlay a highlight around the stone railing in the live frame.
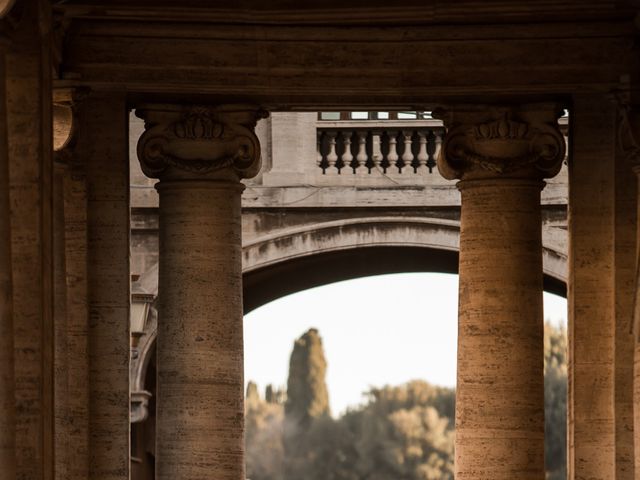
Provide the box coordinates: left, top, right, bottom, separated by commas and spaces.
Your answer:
317, 123, 444, 174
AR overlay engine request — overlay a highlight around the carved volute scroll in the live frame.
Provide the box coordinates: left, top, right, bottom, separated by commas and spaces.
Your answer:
53, 90, 75, 153
52, 88, 89, 169
432, 104, 566, 181
136, 104, 269, 182
0, 0, 15, 19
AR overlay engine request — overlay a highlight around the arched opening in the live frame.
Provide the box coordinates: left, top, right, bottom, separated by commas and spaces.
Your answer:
244, 245, 566, 314
131, 258, 567, 480
243, 272, 567, 480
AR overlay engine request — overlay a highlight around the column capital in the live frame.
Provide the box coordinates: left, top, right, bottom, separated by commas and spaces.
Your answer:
432, 103, 565, 182
136, 104, 269, 182
0, 0, 15, 18
0, 0, 17, 48
53, 88, 90, 168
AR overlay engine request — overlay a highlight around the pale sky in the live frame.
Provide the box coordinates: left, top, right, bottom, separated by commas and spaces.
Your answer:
244, 272, 568, 416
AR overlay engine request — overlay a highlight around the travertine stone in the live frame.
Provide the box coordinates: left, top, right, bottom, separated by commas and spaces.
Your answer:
137, 104, 265, 480
79, 95, 131, 480
62, 158, 90, 480
568, 96, 616, 480
434, 104, 565, 181
53, 159, 70, 480
137, 104, 267, 182
613, 120, 636, 480
6, 1, 55, 476
50, 88, 91, 480
435, 104, 564, 479
0, 27, 16, 480
619, 103, 640, 479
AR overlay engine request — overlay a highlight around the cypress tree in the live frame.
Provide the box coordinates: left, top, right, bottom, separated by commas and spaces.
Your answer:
285, 328, 330, 427
284, 328, 331, 480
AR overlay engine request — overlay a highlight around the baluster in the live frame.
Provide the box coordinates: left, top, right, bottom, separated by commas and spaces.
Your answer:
432, 132, 443, 173
417, 131, 428, 171
326, 131, 338, 172
342, 132, 355, 173
387, 131, 399, 173
371, 132, 382, 173
401, 130, 414, 173
425, 130, 436, 173
317, 131, 325, 173
356, 131, 367, 173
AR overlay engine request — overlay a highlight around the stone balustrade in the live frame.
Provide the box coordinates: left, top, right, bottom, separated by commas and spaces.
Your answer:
317, 124, 444, 174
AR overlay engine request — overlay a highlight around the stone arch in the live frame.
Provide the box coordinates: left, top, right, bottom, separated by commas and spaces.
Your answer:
241, 216, 566, 311
131, 215, 567, 422
134, 215, 567, 312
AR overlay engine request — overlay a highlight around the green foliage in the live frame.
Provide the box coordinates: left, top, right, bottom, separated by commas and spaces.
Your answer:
245, 388, 285, 480
544, 321, 567, 479
246, 325, 568, 480
346, 381, 455, 480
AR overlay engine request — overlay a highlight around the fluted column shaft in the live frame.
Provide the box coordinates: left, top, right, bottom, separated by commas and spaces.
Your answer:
137, 104, 267, 480
435, 104, 565, 479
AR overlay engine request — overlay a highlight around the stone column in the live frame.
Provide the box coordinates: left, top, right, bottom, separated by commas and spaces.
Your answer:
613, 100, 637, 480
567, 96, 617, 480
619, 102, 640, 478
51, 89, 82, 480
434, 104, 565, 479
77, 94, 131, 480
136, 104, 267, 480
0, 9, 16, 480
5, 0, 55, 477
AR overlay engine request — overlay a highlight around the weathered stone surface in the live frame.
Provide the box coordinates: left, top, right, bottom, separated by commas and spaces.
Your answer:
79, 94, 131, 480
568, 96, 616, 480
136, 104, 267, 182
62, 156, 90, 480
456, 178, 545, 480
0, 23, 15, 480
435, 103, 565, 480
136, 104, 265, 480
6, 1, 55, 476
434, 104, 565, 181
614, 115, 637, 480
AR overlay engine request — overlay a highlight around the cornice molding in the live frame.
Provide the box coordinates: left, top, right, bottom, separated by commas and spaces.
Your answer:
52, 1, 634, 26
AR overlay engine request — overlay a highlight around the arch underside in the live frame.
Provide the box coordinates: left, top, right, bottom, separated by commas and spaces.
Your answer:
242, 217, 567, 312
131, 216, 567, 420
243, 245, 566, 313
134, 216, 567, 313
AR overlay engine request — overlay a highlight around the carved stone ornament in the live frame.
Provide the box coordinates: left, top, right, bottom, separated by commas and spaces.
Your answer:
0, 0, 15, 19
52, 88, 89, 171
136, 104, 269, 181
432, 104, 566, 181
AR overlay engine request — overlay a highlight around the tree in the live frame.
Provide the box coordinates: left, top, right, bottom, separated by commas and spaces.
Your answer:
245, 384, 285, 480
246, 325, 568, 480
285, 328, 331, 427
284, 328, 332, 479
544, 321, 567, 480
348, 381, 455, 480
